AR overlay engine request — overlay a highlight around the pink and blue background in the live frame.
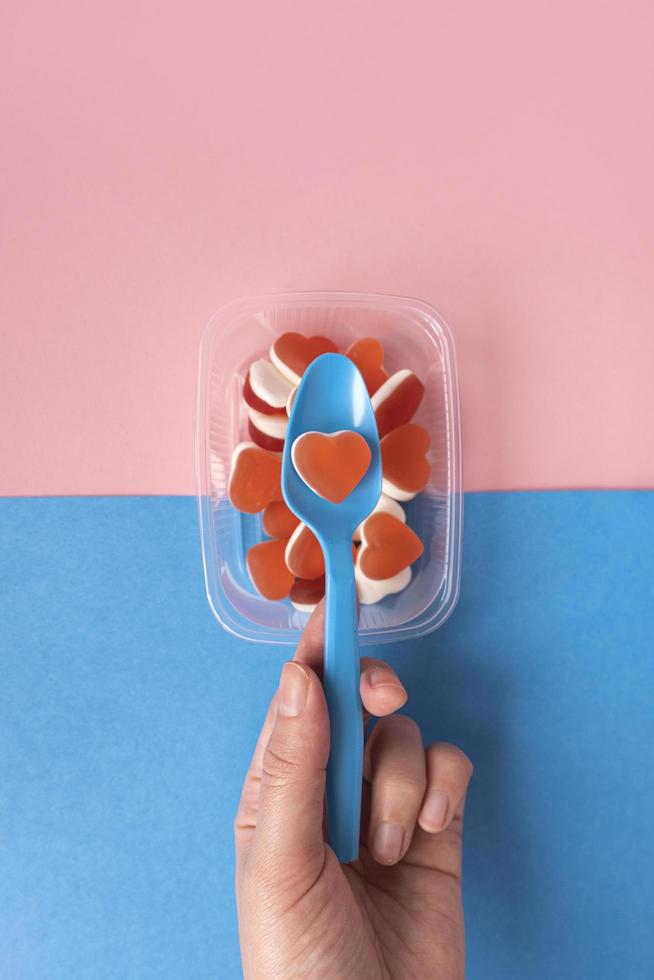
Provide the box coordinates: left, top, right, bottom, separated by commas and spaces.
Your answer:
1, 2, 653, 977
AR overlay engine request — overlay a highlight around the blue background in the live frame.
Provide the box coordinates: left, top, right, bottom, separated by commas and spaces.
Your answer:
1, 492, 653, 979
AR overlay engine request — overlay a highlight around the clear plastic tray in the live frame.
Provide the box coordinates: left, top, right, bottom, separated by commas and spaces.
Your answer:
196, 291, 462, 646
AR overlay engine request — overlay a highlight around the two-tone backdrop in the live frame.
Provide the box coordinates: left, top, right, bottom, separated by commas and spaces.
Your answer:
2, 2, 653, 977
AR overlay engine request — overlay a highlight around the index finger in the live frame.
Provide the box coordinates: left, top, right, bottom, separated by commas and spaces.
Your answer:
293, 599, 407, 719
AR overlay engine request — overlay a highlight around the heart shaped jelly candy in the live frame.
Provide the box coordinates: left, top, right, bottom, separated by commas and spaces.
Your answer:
290, 575, 326, 612
262, 499, 300, 538
285, 523, 325, 580
292, 430, 371, 503
248, 418, 285, 453
357, 511, 424, 580
381, 423, 431, 501
228, 442, 282, 514
270, 332, 338, 385
353, 492, 405, 541
246, 538, 295, 600
243, 371, 288, 417
355, 562, 412, 605
247, 408, 287, 442
371, 369, 425, 438
285, 386, 297, 417
249, 359, 294, 409
346, 337, 389, 396
286, 523, 357, 579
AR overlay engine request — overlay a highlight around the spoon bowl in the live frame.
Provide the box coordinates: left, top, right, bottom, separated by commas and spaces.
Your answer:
283, 354, 381, 534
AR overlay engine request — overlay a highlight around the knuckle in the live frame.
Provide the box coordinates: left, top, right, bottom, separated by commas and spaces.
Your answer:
234, 802, 255, 837
261, 743, 301, 786
378, 767, 426, 800
428, 741, 474, 778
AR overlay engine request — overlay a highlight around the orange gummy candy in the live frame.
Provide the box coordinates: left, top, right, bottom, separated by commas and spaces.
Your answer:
286, 524, 357, 579
372, 370, 425, 438
292, 431, 371, 503
228, 443, 282, 514
381, 423, 431, 495
358, 512, 424, 580
262, 499, 300, 538
286, 524, 325, 580
271, 332, 338, 384
246, 538, 295, 600
346, 338, 389, 396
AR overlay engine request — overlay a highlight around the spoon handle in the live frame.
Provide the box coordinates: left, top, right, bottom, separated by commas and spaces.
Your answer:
323, 536, 362, 863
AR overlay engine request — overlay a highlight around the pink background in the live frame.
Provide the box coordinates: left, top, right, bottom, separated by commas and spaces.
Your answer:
2, 0, 653, 496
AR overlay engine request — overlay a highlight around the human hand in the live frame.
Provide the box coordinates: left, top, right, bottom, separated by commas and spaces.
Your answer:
235, 603, 473, 979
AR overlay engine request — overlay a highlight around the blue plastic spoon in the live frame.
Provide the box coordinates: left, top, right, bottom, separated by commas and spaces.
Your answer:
282, 353, 382, 862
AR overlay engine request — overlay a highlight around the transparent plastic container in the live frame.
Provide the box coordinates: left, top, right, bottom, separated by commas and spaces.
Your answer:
196, 291, 462, 646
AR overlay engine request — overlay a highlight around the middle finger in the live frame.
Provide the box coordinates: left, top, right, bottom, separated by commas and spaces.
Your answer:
364, 714, 426, 865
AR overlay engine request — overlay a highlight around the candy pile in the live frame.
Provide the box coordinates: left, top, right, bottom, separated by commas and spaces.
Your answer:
228, 332, 431, 611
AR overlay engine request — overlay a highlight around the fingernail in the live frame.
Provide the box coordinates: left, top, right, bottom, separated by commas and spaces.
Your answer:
372, 822, 405, 864
278, 662, 308, 718
368, 668, 405, 694
420, 789, 449, 832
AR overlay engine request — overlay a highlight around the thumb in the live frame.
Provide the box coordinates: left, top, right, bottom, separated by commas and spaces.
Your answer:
251, 662, 330, 882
